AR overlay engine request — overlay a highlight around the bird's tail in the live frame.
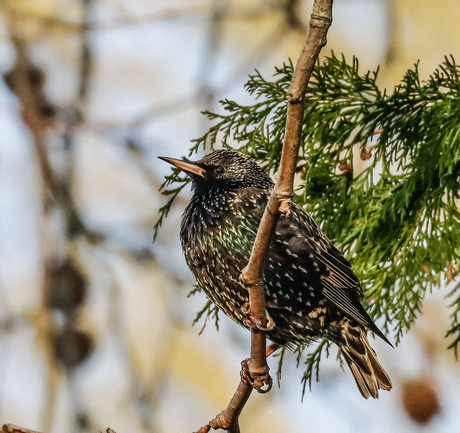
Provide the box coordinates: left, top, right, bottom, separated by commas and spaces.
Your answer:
337, 320, 392, 399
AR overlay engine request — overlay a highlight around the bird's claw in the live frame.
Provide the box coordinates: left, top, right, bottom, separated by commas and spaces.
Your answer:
241, 302, 275, 331
255, 315, 275, 331
240, 359, 273, 394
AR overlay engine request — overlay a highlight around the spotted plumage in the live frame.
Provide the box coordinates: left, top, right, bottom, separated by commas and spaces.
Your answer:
159, 149, 392, 399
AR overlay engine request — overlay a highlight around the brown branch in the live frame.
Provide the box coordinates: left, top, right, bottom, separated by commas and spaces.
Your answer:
241, 0, 334, 386
2, 425, 117, 433
197, 1, 334, 432
2, 425, 43, 433
2, 11, 102, 243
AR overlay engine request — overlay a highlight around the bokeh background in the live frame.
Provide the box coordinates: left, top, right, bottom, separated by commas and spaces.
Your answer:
1, 0, 460, 432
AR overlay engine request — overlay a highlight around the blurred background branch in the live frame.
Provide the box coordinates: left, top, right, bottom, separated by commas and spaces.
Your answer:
0, 1, 460, 432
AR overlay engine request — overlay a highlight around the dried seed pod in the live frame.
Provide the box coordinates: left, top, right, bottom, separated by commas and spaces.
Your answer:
401, 377, 440, 424
446, 262, 457, 282
4, 62, 56, 132
45, 260, 87, 311
53, 329, 94, 370
338, 160, 352, 175
360, 147, 372, 161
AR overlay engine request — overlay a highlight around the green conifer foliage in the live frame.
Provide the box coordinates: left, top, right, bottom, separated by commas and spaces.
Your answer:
155, 53, 460, 388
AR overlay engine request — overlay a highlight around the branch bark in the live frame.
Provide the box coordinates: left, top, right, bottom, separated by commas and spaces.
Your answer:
3, 425, 43, 433
2, 425, 116, 433
198, 0, 334, 431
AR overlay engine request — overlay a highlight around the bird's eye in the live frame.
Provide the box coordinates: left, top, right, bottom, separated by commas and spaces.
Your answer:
214, 166, 225, 175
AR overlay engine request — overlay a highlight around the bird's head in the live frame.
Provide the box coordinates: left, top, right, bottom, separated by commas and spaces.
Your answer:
159, 149, 274, 190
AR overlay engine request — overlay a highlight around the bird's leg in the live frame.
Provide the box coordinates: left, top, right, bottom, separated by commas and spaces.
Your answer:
238, 343, 280, 394
240, 358, 273, 394
241, 301, 276, 331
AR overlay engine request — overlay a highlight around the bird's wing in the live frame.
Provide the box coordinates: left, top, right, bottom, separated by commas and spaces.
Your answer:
231, 189, 389, 344
281, 203, 390, 344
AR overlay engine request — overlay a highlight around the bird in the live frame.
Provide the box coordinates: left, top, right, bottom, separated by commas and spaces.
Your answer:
159, 149, 392, 399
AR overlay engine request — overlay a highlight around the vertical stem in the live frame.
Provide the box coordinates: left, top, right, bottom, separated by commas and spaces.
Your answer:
197, 1, 334, 431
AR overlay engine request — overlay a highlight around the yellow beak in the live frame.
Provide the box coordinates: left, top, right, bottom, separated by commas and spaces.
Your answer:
158, 156, 206, 178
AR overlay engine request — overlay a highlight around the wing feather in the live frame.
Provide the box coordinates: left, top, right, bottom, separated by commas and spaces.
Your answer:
287, 203, 391, 345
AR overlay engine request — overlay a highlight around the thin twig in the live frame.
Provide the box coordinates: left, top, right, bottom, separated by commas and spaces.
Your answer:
242, 0, 334, 396
2, 424, 43, 433
199, 1, 334, 431
2, 4, 102, 243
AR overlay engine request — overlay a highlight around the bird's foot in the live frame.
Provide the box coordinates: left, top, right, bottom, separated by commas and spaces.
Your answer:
241, 302, 275, 331
240, 358, 273, 394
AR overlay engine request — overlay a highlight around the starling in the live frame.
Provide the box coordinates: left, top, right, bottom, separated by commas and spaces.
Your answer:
159, 149, 392, 399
